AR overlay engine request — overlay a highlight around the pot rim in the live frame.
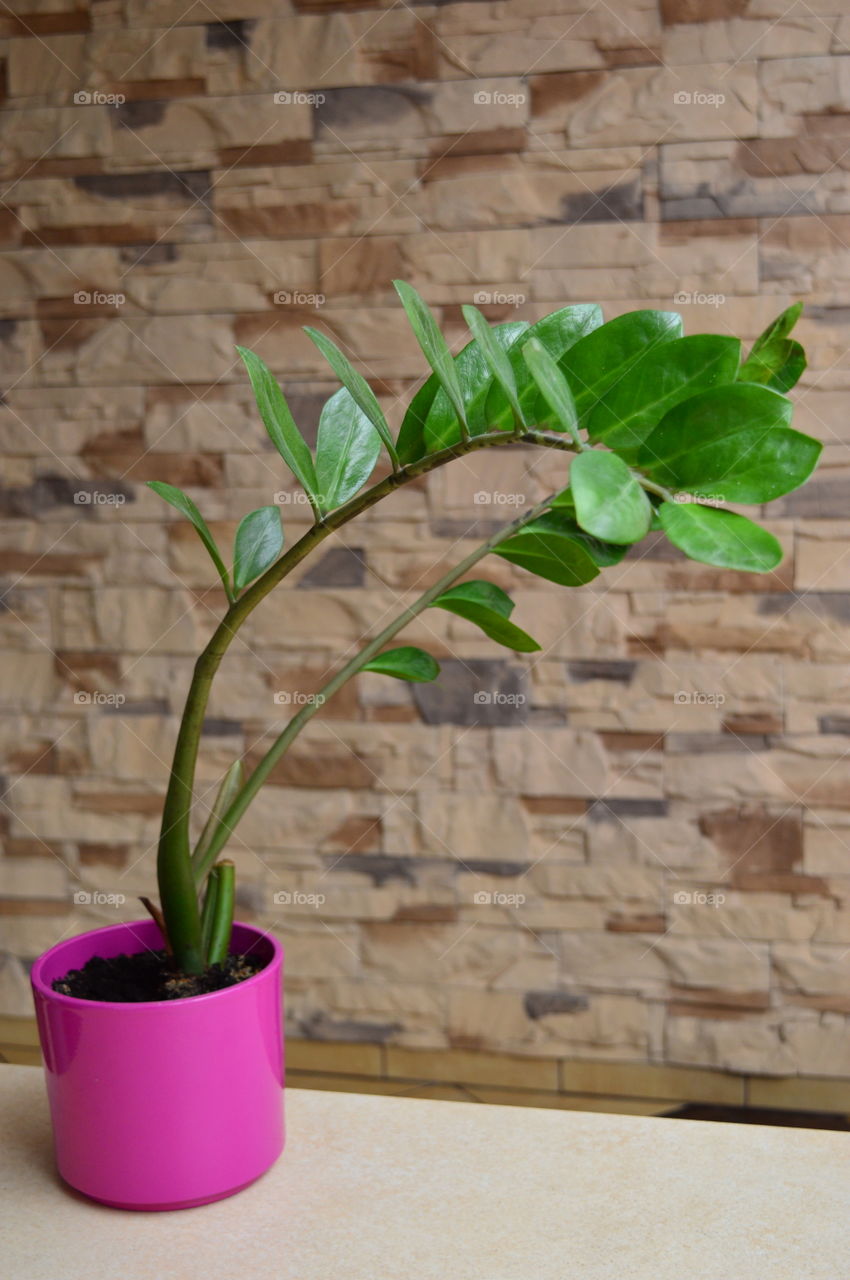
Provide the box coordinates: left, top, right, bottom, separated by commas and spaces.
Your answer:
30, 918, 283, 1012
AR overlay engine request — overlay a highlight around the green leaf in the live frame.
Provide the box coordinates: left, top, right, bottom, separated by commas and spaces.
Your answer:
658, 501, 783, 573
750, 302, 803, 352
462, 305, 526, 427
362, 645, 441, 682
494, 511, 603, 586
431, 580, 540, 652
586, 334, 742, 459
638, 383, 821, 503
232, 506, 284, 592
570, 450, 652, 544
521, 337, 579, 441
192, 760, 244, 882
483, 304, 603, 431
147, 480, 232, 600
394, 280, 469, 438
315, 387, 381, 511
419, 322, 529, 455
237, 347, 319, 503
739, 338, 806, 394
304, 327, 399, 468
559, 309, 684, 423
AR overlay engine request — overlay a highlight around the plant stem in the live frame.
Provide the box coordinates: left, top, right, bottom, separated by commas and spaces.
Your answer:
196, 494, 554, 869
205, 862, 235, 966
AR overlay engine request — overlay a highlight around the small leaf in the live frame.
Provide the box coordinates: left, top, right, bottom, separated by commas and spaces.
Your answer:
462, 305, 526, 427
315, 387, 382, 510
750, 301, 804, 352
431, 580, 540, 652
658, 501, 783, 572
521, 337, 579, 441
739, 338, 806, 394
232, 506, 284, 592
363, 646, 441, 682
394, 280, 469, 437
192, 760, 244, 882
237, 347, 319, 503
304, 327, 399, 468
570, 450, 652, 544
147, 480, 232, 600
494, 511, 604, 586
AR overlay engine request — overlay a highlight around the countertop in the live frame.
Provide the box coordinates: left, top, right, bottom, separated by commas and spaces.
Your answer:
2, 1063, 849, 1279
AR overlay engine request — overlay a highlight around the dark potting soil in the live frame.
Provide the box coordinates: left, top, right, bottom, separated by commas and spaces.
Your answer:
52, 948, 264, 1002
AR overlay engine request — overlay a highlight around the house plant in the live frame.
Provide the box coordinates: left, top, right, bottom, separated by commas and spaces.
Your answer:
31, 286, 817, 1209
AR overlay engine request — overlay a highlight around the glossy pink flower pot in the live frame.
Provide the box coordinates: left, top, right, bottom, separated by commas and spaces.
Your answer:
30, 919, 284, 1211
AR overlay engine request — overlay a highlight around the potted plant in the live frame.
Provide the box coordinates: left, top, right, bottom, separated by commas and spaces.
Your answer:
30, 285, 817, 1210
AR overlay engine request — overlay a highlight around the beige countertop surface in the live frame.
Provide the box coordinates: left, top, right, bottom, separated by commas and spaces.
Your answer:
2, 1063, 849, 1279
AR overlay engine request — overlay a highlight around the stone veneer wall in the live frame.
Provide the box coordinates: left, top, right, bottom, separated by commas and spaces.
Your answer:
1, 0, 849, 1085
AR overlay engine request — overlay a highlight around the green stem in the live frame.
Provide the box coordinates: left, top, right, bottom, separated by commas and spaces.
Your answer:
206, 862, 235, 966
199, 866, 220, 962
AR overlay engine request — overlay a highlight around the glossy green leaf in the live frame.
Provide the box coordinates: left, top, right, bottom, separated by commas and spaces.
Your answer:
315, 387, 382, 511
559, 309, 684, 424
638, 383, 820, 503
147, 480, 232, 600
394, 280, 469, 437
521, 337, 580, 441
570, 450, 652, 544
750, 301, 803, 351
237, 347, 319, 503
483, 304, 603, 431
362, 645, 441, 682
232, 506, 284, 592
304, 327, 398, 467
494, 511, 603, 586
739, 338, 806, 394
658, 501, 783, 572
419, 322, 529, 454
586, 334, 742, 458
431, 580, 540, 652
462, 305, 526, 427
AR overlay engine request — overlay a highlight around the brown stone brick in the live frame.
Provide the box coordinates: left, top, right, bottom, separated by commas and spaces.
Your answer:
78, 843, 130, 868
3, 838, 64, 860
669, 985, 772, 1010
699, 806, 803, 877
321, 816, 382, 854
109, 79, 206, 101
0, 10, 89, 36
223, 201, 354, 240
245, 748, 373, 790
73, 793, 164, 815
0, 900, 68, 916
0, 552, 95, 577
426, 128, 526, 164
598, 732, 665, 753
319, 237, 404, 297
521, 797, 587, 815
660, 0, 747, 21
529, 71, 605, 118
606, 913, 666, 933
217, 141, 313, 168
723, 713, 783, 736
733, 873, 830, 896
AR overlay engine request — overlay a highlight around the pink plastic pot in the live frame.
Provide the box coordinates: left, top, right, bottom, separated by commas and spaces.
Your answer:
30, 919, 284, 1211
